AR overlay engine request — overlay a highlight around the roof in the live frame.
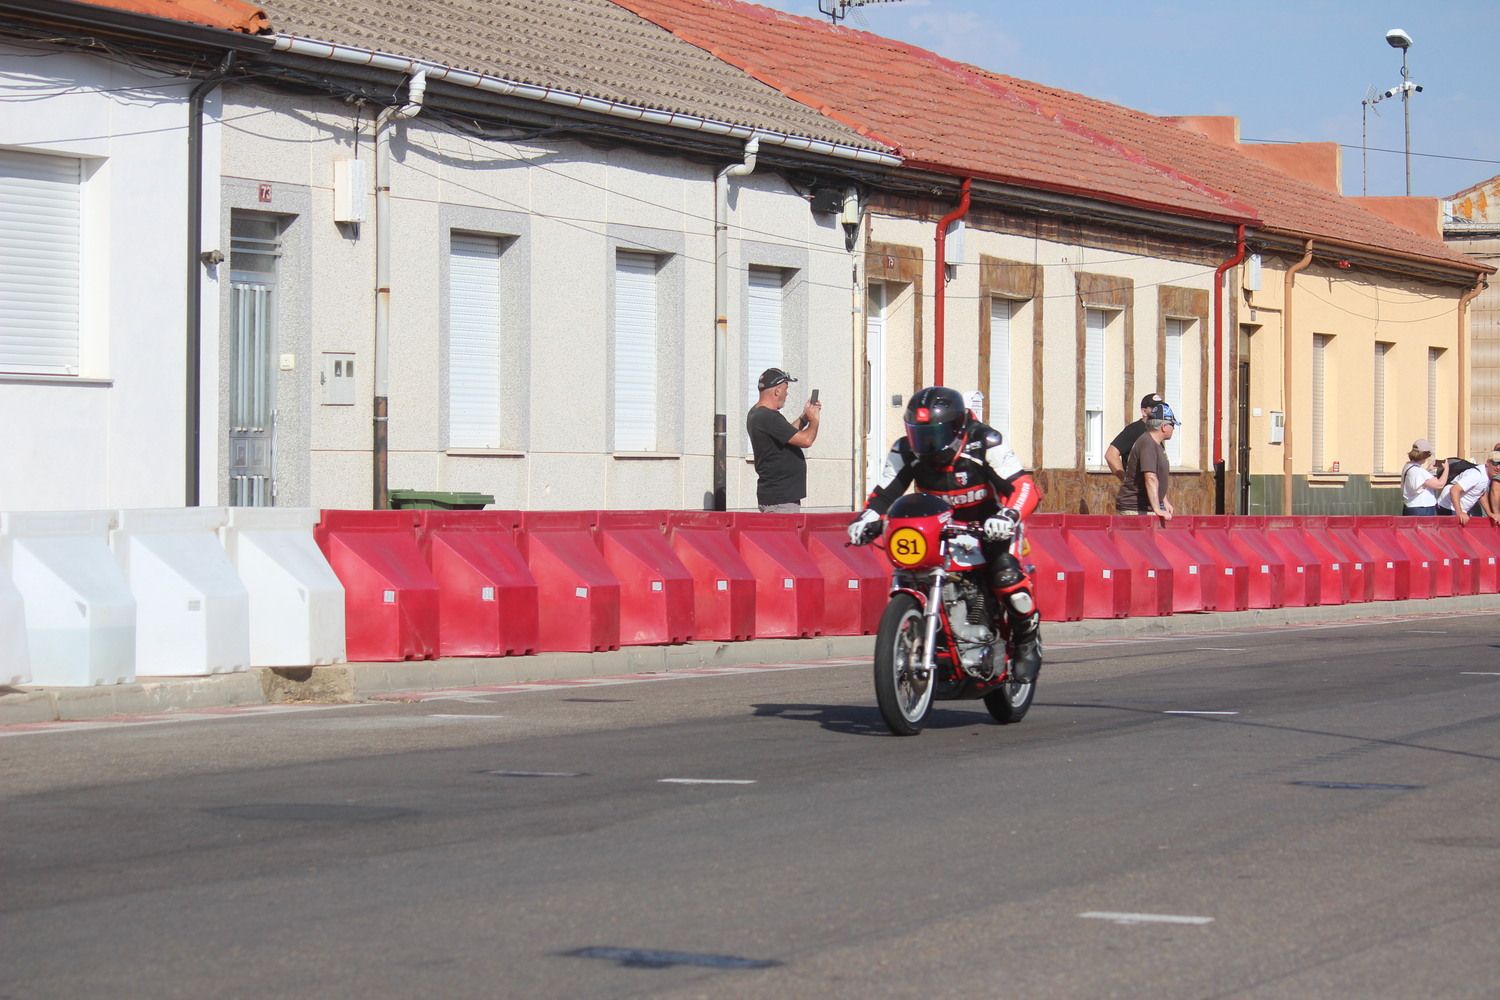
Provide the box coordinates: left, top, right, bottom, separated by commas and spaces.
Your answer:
612, 0, 1255, 225
614, 0, 1479, 272
72, 0, 270, 33
254, 0, 885, 153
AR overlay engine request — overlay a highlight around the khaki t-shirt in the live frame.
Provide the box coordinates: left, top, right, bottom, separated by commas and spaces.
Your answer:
1116, 432, 1169, 513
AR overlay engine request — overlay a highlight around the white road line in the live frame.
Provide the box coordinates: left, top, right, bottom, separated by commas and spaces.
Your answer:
426, 714, 507, 720
1163, 710, 1239, 716
484, 770, 582, 778
659, 778, 757, 785
1193, 647, 1246, 652
1460, 672, 1500, 676
1080, 911, 1214, 926
1405, 629, 1449, 634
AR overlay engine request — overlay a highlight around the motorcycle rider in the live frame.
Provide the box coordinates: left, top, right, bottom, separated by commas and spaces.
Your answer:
847, 386, 1044, 683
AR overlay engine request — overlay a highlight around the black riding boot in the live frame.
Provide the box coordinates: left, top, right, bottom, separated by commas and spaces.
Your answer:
1007, 612, 1042, 684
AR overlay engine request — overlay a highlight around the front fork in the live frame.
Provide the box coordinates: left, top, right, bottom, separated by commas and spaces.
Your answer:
917, 567, 947, 681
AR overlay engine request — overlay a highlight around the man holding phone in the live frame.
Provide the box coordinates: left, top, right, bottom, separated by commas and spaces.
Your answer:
746, 367, 821, 512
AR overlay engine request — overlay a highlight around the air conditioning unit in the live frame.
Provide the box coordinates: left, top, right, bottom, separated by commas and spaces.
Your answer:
333, 157, 368, 224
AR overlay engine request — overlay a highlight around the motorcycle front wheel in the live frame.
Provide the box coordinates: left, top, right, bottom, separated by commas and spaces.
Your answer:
873, 593, 934, 736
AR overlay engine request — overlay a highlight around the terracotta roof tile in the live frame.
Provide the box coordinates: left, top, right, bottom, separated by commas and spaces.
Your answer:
75, 0, 270, 33
614, 0, 1480, 270
613, 0, 1255, 225
255, 0, 884, 152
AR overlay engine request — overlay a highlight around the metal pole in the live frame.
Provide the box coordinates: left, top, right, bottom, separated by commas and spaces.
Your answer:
1401, 49, 1411, 195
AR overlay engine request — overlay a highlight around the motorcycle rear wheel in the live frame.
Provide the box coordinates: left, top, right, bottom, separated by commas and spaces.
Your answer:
983, 677, 1035, 724
873, 593, 934, 736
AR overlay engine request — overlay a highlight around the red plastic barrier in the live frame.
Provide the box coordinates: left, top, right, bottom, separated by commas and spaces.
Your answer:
1416, 518, 1482, 596
1314, 517, 1373, 604
732, 513, 825, 638
802, 513, 886, 636
666, 512, 755, 642
315, 510, 439, 662
415, 510, 538, 657
1261, 517, 1326, 607
1025, 515, 1085, 622
1179, 516, 1250, 611
1353, 517, 1414, 601
1388, 519, 1448, 598
519, 512, 621, 652
1151, 517, 1221, 613
1458, 519, 1500, 592
596, 511, 695, 645
1218, 517, 1287, 609
1109, 517, 1174, 617
1059, 515, 1132, 619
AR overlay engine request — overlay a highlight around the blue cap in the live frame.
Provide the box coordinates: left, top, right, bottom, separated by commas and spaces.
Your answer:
1149, 402, 1180, 426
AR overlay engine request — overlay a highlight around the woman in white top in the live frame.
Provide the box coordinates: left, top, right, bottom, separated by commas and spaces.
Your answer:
1401, 438, 1448, 516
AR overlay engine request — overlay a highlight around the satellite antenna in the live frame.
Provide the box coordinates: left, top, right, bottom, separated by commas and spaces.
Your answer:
1360, 83, 1389, 196
817, 0, 904, 24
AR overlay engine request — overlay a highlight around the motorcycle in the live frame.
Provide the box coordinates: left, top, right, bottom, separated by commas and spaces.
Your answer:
869, 492, 1036, 736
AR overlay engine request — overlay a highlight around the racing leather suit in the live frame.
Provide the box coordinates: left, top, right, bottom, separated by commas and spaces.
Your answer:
861, 419, 1044, 682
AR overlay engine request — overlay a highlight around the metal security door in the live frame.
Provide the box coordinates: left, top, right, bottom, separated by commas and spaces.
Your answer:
228, 215, 279, 505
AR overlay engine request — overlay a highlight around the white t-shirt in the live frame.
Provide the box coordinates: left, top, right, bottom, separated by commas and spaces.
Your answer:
1437, 465, 1489, 513
1401, 462, 1438, 509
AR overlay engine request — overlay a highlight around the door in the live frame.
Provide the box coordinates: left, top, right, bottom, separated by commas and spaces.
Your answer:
228, 214, 280, 506
864, 282, 888, 493
1237, 359, 1251, 514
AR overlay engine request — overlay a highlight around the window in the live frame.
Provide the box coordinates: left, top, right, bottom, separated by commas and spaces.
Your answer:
1084, 308, 1107, 466
448, 233, 504, 448
614, 250, 659, 451
1312, 334, 1331, 471
0, 149, 81, 374
746, 267, 785, 439
988, 297, 1011, 432
1164, 318, 1185, 465
1428, 347, 1441, 446
1374, 342, 1391, 473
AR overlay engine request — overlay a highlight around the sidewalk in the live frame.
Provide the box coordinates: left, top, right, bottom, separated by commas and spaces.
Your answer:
4, 594, 1498, 726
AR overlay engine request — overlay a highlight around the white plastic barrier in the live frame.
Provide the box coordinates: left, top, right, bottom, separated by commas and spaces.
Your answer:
0, 558, 31, 685
111, 508, 250, 677
219, 507, 346, 667
0, 511, 136, 686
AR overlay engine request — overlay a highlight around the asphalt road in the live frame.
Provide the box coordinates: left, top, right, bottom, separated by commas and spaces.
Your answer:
3, 612, 1499, 999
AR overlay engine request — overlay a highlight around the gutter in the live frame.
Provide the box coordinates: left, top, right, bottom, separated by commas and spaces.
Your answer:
932, 178, 971, 387
271, 35, 901, 168
184, 51, 236, 506
1211, 224, 1246, 514
1282, 241, 1315, 515
713, 137, 760, 511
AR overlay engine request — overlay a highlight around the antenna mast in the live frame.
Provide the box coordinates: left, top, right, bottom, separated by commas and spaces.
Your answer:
817, 0, 904, 24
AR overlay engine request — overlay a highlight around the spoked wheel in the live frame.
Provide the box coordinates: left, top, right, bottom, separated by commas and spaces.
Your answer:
984, 637, 1039, 724
873, 593, 934, 735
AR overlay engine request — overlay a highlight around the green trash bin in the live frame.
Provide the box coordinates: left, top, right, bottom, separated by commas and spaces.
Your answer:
388, 490, 495, 510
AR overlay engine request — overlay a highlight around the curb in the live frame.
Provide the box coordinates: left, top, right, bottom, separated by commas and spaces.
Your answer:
4, 594, 1499, 726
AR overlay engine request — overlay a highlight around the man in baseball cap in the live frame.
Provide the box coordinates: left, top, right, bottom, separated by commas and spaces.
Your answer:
757, 367, 797, 391
747, 367, 820, 512
1105, 392, 1166, 480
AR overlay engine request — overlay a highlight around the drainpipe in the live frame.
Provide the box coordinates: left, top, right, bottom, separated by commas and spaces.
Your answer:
185, 52, 235, 506
1458, 277, 1487, 458
1211, 224, 1246, 514
372, 70, 427, 510
933, 178, 971, 387
1282, 241, 1315, 515
712, 136, 759, 512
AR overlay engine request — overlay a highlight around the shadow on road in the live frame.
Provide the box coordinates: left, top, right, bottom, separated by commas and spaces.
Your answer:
751, 701, 988, 736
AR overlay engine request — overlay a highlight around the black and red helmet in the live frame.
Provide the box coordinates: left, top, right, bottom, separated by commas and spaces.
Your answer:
903, 386, 968, 462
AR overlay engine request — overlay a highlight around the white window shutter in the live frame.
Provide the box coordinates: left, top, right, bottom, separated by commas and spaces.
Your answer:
747, 267, 783, 406
0, 149, 81, 374
1084, 309, 1106, 465
1312, 334, 1330, 470
448, 234, 503, 448
988, 298, 1011, 432
615, 251, 658, 451
1164, 318, 1184, 464
1374, 342, 1389, 473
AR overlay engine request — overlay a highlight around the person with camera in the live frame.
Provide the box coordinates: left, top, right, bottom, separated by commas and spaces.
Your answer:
1399, 438, 1448, 516
746, 367, 821, 513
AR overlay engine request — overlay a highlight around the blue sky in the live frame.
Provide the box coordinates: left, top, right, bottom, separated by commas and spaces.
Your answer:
752, 0, 1498, 202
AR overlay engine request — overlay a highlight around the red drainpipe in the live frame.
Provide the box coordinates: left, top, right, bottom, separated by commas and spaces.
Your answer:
1212, 224, 1246, 513
933, 177, 972, 387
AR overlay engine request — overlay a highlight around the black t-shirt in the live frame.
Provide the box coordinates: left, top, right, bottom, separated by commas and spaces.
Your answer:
746, 405, 806, 505
1109, 419, 1149, 460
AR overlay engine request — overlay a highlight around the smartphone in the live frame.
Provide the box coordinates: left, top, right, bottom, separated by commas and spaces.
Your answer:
810, 388, 820, 404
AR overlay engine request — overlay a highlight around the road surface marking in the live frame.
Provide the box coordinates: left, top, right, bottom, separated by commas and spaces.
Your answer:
659, 778, 757, 785
1164, 710, 1239, 716
484, 770, 582, 778
1460, 672, 1500, 676
0, 702, 373, 739
426, 714, 507, 720
1080, 911, 1214, 926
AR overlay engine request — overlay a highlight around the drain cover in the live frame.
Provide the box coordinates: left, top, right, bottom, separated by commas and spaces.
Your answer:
563, 947, 781, 970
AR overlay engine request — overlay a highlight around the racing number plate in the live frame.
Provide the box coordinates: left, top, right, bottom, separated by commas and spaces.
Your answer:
887, 526, 928, 567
